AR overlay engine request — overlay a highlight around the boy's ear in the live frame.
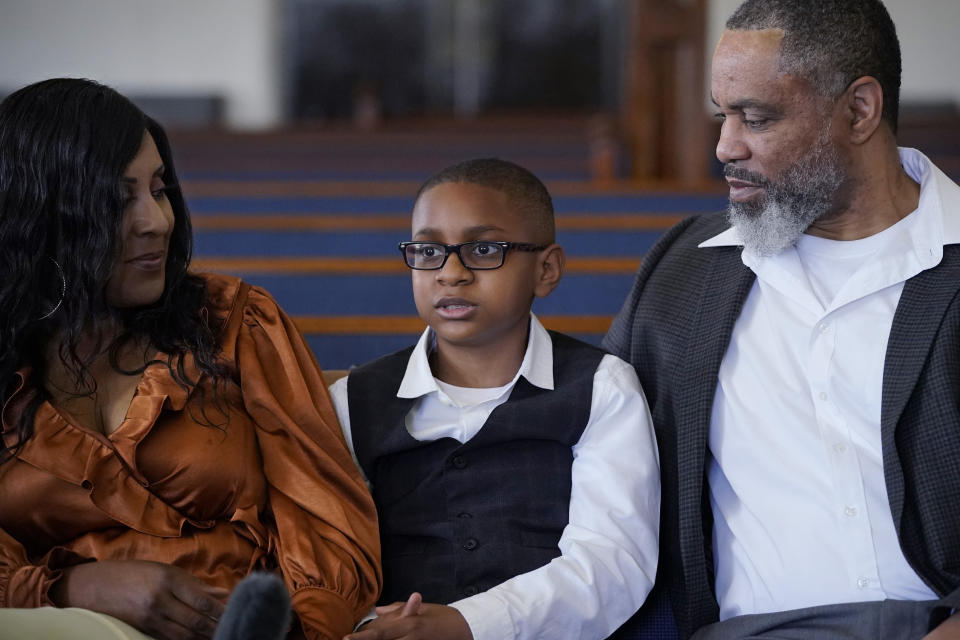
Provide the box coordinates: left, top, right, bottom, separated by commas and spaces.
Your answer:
533, 244, 565, 298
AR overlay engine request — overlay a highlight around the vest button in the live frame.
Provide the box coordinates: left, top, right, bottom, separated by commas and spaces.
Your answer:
452, 455, 467, 469
464, 585, 479, 596
458, 512, 472, 519
463, 537, 479, 551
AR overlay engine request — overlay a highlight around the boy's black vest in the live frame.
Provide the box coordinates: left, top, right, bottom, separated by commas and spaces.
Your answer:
347, 331, 605, 605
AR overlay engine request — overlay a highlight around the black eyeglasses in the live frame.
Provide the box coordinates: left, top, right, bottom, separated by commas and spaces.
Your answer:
398, 241, 548, 270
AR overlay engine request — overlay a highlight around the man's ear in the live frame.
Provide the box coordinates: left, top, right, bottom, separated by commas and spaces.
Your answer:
844, 76, 884, 144
533, 244, 565, 298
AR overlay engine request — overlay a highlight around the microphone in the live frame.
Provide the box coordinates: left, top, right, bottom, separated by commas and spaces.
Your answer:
213, 572, 292, 640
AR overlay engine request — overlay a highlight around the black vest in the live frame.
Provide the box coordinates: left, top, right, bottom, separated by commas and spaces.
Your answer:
348, 331, 605, 605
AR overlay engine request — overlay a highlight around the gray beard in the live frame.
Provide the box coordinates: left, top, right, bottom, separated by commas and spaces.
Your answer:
726, 136, 845, 257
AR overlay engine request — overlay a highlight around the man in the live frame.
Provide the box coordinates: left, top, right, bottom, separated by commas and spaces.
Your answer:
603, 1, 960, 638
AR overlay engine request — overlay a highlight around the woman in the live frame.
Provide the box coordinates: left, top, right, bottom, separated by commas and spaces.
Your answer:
0, 78, 381, 640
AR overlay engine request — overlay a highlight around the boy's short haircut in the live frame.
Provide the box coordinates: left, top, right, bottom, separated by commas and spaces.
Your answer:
416, 158, 556, 242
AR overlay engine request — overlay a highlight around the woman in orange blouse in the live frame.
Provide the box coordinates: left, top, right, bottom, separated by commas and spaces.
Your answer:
0, 78, 381, 640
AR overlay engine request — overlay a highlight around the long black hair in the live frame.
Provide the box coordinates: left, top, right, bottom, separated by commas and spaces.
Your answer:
0, 78, 227, 461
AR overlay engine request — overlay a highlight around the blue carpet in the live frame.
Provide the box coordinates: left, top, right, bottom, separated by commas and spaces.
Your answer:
186, 193, 726, 215
193, 229, 664, 257
236, 273, 636, 317
183, 188, 723, 372
181, 169, 593, 182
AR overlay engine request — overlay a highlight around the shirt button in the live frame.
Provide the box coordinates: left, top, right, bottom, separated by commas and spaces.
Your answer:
834, 443, 847, 454
463, 538, 479, 551
819, 392, 829, 402
845, 505, 858, 517
464, 585, 479, 596
819, 323, 830, 333
857, 577, 870, 588
452, 456, 467, 469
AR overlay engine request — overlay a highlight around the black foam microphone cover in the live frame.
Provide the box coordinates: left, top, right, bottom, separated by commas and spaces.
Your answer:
213, 572, 292, 640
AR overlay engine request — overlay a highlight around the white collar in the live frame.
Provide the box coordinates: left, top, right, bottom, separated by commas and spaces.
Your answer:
397, 313, 555, 399
698, 147, 960, 251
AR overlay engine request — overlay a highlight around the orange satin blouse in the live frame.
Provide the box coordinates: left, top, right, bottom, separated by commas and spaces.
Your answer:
0, 274, 381, 640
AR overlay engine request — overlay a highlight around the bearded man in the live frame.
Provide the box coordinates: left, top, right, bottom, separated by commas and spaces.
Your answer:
604, 1, 960, 638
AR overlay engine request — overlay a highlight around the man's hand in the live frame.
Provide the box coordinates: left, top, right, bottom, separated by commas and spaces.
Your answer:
49, 559, 229, 640
924, 611, 960, 639
344, 592, 473, 640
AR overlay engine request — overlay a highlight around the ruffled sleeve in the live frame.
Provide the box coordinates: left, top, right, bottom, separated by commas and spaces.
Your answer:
0, 526, 91, 608
233, 284, 382, 640
0, 526, 52, 607
0, 373, 95, 609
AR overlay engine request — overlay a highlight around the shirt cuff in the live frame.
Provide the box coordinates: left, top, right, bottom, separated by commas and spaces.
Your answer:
450, 592, 514, 640
354, 607, 376, 631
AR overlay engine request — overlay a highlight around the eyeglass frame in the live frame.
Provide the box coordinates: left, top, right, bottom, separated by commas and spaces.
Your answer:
398, 240, 549, 270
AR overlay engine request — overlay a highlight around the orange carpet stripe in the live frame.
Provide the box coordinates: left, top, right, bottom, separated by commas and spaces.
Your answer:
192, 214, 685, 231
194, 257, 405, 273
293, 315, 613, 335
192, 256, 642, 274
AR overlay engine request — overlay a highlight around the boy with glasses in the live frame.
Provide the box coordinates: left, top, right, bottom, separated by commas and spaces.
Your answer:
330, 158, 659, 640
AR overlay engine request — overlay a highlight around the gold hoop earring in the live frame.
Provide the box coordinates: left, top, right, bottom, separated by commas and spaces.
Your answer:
35, 257, 66, 321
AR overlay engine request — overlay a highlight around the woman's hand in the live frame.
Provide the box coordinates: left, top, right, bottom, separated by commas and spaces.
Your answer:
50, 559, 229, 640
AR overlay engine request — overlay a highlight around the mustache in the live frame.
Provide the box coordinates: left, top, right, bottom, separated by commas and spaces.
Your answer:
723, 164, 769, 187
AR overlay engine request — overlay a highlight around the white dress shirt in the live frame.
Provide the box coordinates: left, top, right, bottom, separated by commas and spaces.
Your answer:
330, 314, 660, 640
698, 148, 960, 618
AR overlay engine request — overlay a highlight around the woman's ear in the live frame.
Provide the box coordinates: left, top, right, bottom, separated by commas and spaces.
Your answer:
844, 76, 884, 145
533, 244, 565, 298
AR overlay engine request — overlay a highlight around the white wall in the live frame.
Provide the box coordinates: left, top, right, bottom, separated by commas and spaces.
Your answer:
707, 0, 960, 105
1, 0, 956, 130
0, 0, 282, 129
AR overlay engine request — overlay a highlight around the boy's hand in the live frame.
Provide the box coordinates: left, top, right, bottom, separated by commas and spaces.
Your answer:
343, 592, 473, 640
50, 559, 228, 640
375, 591, 423, 619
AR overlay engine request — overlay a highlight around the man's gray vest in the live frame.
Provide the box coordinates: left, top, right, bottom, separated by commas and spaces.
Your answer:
347, 331, 605, 604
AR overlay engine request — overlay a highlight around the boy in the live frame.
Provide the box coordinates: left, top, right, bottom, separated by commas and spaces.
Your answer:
330, 158, 659, 640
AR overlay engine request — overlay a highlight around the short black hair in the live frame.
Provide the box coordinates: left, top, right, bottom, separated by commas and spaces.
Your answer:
727, 0, 901, 132
416, 158, 555, 242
